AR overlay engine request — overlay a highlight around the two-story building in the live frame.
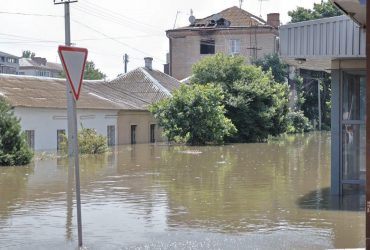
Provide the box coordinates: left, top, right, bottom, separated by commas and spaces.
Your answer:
18, 57, 63, 78
166, 6, 281, 80
0, 51, 19, 75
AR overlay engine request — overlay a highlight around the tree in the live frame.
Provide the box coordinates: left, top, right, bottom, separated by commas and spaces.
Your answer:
22, 50, 35, 58
150, 84, 236, 145
253, 53, 288, 83
0, 99, 33, 166
288, 1, 342, 23
191, 53, 289, 142
59, 60, 106, 80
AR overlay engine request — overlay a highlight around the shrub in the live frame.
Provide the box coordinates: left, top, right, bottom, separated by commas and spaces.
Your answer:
286, 111, 313, 134
60, 128, 108, 154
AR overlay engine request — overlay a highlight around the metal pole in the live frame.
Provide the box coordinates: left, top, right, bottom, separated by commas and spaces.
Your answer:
318, 80, 322, 131
124, 53, 128, 73
64, 2, 83, 247
366, 0, 370, 248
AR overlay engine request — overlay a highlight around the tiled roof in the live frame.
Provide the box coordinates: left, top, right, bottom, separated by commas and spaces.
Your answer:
0, 75, 143, 110
19, 58, 63, 71
108, 67, 181, 104
169, 6, 267, 31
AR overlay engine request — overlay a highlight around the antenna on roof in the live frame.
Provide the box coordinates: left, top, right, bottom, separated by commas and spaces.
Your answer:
189, 9, 196, 25
258, 0, 269, 17
239, 0, 244, 9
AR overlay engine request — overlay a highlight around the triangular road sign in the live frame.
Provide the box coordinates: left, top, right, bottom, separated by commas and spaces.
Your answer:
58, 46, 88, 100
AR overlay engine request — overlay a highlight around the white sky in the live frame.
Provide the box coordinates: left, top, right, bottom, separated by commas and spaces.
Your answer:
0, 0, 321, 79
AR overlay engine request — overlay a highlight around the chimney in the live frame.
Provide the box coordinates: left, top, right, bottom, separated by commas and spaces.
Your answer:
267, 13, 280, 28
32, 57, 47, 66
144, 57, 153, 70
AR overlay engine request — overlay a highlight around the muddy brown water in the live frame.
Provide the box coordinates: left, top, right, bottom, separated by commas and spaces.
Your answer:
0, 132, 365, 249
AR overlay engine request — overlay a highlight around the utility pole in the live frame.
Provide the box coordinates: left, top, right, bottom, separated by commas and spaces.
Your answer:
123, 53, 129, 73
366, 0, 370, 248
54, 0, 83, 248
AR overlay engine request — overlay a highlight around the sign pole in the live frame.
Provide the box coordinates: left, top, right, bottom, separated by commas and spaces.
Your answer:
62, 1, 83, 248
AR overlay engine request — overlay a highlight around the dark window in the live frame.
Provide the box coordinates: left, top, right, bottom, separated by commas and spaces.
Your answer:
57, 129, 65, 151
131, 125, 137, 144
200, 39, 215, 54
25, 130, 35, 150
150, 124, 155, 143
107, 125, 115, 146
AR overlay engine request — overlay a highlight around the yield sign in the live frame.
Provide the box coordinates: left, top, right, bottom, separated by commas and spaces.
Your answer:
58, 46, 88, 100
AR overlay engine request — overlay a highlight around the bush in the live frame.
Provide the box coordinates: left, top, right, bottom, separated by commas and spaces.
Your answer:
60, 128, 108, 154
150, 84, 236, 145
286, 111, 313, 134
0, 99, 33, 166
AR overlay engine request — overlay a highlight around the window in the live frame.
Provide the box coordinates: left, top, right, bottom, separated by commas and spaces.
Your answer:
150, 124, 155, 143
200, 39, 215, 54
229, 39, 241, 55
25, 130, 35, 150
131, 125, 137, 144
107, 125, 115, 146
57, 129, 65, 151
36, 71, 50, 77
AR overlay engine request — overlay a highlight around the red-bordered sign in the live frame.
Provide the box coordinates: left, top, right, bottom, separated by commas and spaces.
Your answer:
58, 46, 88, 100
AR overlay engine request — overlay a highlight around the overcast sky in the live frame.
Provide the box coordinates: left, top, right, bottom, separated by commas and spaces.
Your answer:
0, 0, 321, 79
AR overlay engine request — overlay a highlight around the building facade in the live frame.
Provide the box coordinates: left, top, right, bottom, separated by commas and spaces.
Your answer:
19, 57, 63, 78
166, 6, 280, 80
280, 8, 366, 195
0, 51, 19, 75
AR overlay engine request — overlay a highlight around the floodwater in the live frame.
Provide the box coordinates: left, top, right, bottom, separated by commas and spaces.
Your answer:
0, 132, 365, 249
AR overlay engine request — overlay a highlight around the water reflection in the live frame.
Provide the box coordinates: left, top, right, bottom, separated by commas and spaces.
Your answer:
0, 132, 365, 249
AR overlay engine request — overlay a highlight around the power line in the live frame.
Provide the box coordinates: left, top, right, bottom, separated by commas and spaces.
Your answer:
0, 11, 62, 17
72, 19, 165, 63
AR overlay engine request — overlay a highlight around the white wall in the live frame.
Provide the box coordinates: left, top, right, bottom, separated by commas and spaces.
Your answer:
14, 107, 118, 151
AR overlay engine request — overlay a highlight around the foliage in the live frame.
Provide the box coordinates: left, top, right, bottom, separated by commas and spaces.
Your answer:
150, 84, 236, 145
286, 111, 313, 134
191, 53, 289, 142
60, 128, 108, 154
22, 50, 35, 58
0, 99, 33, 166
300, 73, 331, 130
252, 53, 288, 83
59, 60, 106, 80
288, 1, 342, 23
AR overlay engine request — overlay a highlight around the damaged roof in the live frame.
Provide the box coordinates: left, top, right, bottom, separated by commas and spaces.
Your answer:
168, 6, 268, 32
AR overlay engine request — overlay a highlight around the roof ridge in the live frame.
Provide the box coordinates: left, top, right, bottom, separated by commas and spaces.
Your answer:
139, 67, 171, 96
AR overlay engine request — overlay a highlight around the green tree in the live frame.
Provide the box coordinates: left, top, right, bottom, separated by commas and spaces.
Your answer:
59, 61, 106, 80
253, 53, 288, 83
191, 53, 289, 142
22, 50, 35, 58
150, 84, 236, 145
288, 1, 342, 23
0, 99, 33, 166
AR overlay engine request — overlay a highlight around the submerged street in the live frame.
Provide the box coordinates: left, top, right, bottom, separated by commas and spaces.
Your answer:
0, 132, 364, 249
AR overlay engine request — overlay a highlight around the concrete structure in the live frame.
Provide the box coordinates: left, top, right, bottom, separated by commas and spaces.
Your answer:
0, 58, 181, 151
280, 8, 366, 194
166, 6, 280, 80
0, 51, 19, 75
19, 57, 63, 78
